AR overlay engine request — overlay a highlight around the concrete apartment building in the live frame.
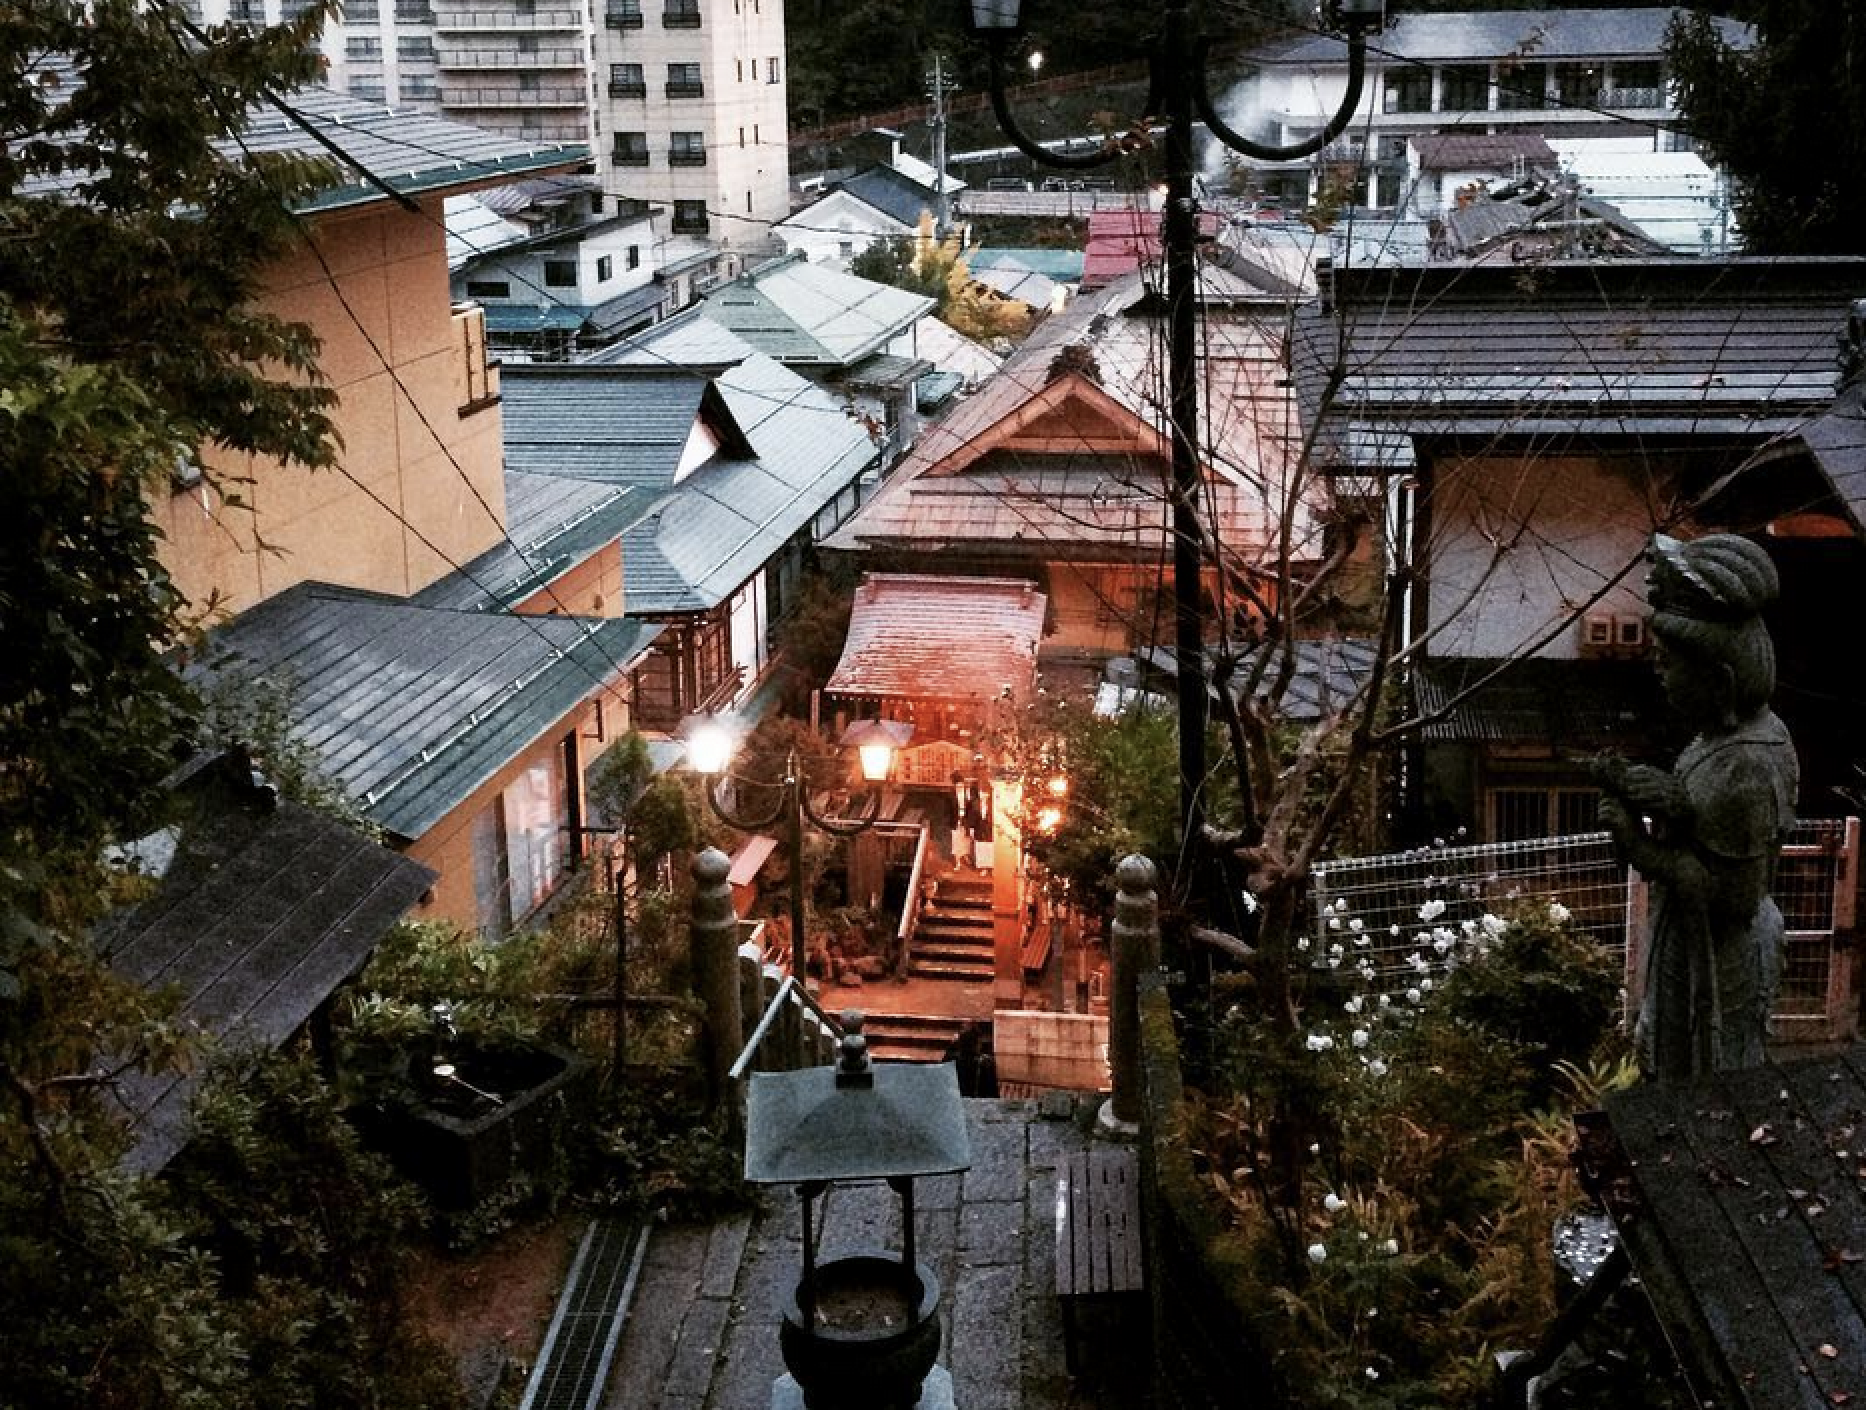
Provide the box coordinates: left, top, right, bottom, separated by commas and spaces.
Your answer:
194, 0, 789, 245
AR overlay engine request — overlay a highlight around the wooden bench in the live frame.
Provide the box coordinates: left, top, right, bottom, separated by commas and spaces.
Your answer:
1054, 1146, 1145, 1375
1020, 921, 1052, 976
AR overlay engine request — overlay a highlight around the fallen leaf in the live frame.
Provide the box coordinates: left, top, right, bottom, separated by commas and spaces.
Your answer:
1751, 1123, 1779, 1146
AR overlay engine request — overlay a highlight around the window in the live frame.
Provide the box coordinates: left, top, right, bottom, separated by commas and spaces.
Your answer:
472, 748, 572, 937
1552, 63, 1599, 110
766, 55, 780, 84
1604, 60, 1663, 108
664, 0, 700, 26
608, 61, 645, 97
1383, 67, 1430, 113
838, 239, 854, 260
1439, 64, 1489, 112
345, 35, 381, 59
596, 254, 614, 281
627, 245, 640, 270
605, 0, 643, 25
543, 259, 577, 288
401, 74, 437, 101
669, 131, 706, 165
350, 81, 386, 100
738, 125, 745, 147
735, 58, 742, 82
465, 279, 511, 299
397, 34, 433, 60
346, 0, 378, 18
1486, 785, 1601, 844
667, 62, 703, 97
518, 72, 539, 92
612, 130, 649, 165
1497, 62, 1548, 110
672, 199, 708, 233
753, 122, 759, 144
393, 0, 432, 20
516, 34, 537, 53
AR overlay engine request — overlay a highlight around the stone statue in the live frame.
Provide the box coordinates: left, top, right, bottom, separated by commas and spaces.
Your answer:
1595, 533, 1798, 1081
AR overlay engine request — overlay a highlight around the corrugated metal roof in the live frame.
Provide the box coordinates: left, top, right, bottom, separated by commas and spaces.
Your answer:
99, 756, 433, 1174
826, 574, 1047, 703
699, 254, 936, 368
972, 248, 1086, 283
1411, 133, 1557, 173
1292, 258, 1866, 467
1251, 8, 1750, 66
1414, 656, 1669, 748
195, 584, 660, 839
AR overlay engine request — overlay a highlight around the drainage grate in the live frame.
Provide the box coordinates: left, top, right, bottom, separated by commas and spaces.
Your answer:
518, 1217, 649, 1410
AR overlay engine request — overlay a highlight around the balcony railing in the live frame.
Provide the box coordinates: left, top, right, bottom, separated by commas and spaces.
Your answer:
662, 5, 700, 26
667, 148, 706, 166
604, 4, 644, 26
440, 84, 587, 107
608, 79, 647, 97
437, 46, 587, 69
433, 7, 583, 28
665, 79, 703, 98
611, 148, 650, 166
1599, 85, 1664, 110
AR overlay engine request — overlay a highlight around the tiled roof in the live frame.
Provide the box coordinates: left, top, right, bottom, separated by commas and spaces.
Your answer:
1250, 8, 1750, 66
826, 575, 1047, 703
700, 253, 936, 368
195, 584, 659, 840
1291, 258, 1866, 469
1411, 133, 1557, 172
1414, 657, 1670, 748
501, 364, 732, 485
1756, 381, 1866, 533
99, 755, 434, 1174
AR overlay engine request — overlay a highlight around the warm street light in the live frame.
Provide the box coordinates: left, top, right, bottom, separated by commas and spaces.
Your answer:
682, 715, 912, 978
964, 0, 1388, 888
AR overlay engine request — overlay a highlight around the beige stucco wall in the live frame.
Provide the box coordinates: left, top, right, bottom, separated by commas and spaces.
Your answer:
1425, 454, 1652, 660
515, 542, 626, 619
154, 199, 507, 616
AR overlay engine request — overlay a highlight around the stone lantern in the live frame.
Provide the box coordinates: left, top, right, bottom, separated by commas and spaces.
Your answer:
745, 1014, 971, 1410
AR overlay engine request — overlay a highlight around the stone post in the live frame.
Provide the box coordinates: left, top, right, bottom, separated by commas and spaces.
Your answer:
1102, 853, 1160, 1136
690, 848, 742, 1122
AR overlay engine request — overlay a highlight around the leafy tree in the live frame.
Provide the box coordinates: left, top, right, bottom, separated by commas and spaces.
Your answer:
1668, 2, 1866, 253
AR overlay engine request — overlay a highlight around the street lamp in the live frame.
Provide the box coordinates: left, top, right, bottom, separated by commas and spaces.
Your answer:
964, 0, 1387, 884
684, 716, 913, 979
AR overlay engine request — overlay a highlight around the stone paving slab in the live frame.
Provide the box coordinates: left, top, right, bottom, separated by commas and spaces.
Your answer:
603, 1096, 1131, 1410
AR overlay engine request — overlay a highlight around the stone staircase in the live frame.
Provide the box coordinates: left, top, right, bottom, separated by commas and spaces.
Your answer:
860, 1010, 969, 1062
909, 873, 994, 983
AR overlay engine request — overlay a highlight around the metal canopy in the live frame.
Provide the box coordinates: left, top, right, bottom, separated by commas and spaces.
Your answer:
744, 1062, 971, 1185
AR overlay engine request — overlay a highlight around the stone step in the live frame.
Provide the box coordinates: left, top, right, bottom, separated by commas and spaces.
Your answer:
921, 908, 992, 931
860, 1011, 970, 1060
907, 959, 995, 983
913, 940, 994, 964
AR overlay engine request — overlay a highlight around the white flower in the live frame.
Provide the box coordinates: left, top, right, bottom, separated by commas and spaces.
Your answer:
1329, 942, 1345, 956
1419, 977, 1434, 992
1405, 987, 1422, 1005
1365, 1367, 1380, 1382
1343, 995, 1364, 1015
1240, 890, 1260, 914
1329, 916, 1344, 931
1379, 1238, 1399, 1255
1433, 934, 1454, 954
1305, 1033, 1335, 1052
1348, 918, 1364, 933
1323, 1192, 1347, 1215
1296, 937, 1310, 952
1327, 957, 1342, 969
1409, 951, 1431, 974
1351, 1028, 1370, 1048
1377, 993, 1392, 1009
1481, 913, 1508, 939
1417, 898, 1447, 922
1307, 1242, 1328, 1264
1389, 924, 1402, 937
1358, 1230, 1369, 1242
1368, 1059, 1390, 1077
1333, 897, 1349, 914
1548, 900, 1572, 924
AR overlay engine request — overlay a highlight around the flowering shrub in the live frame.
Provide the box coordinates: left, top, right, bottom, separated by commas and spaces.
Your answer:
1185, 898, 1628, 1406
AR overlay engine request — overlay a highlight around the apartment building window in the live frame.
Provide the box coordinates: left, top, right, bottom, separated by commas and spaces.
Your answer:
402, 74, 438, 101
345, 36, 381, 59
596, 255, 614, 281
738, 125, 745, 147
664, 0, 701, 27
669, 131, 706, 166
609, 62, 645, 97
465, 280, 512, 299
517, 34, 538, 53
351, 81, 386, 100
612, 131, 649, 165
544, 259, 577, 288
398, 34, 434, 60
1439, 64, 1489, 112
735, 58, 743, 82
766, 55, 780, 83
394, 0, 433, 20
605, 0, 643, 26
672, 199, 708, 233
1383, 67, 1431, 114
627, 245, 640, 270
346, 0, 379, 18
1497, 62, 1548, 109
666, 62, 703, 97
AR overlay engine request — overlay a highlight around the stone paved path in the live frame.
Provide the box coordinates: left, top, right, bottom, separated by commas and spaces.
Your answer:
603, 1096, 1142, 1409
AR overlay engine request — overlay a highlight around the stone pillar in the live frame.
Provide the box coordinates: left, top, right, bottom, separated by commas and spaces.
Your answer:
1102, 853, 1160, 1136
690, 848, 742, 1120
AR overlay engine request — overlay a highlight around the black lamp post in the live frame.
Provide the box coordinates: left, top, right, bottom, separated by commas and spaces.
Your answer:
685, 717, 913, 979
965, 0, 1387, 880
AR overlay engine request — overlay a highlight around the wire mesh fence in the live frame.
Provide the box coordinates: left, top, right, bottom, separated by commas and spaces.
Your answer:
1310, 819, 1859, 1040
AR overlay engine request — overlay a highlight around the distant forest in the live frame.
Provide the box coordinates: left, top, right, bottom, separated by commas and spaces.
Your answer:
784, 0, 1737, 128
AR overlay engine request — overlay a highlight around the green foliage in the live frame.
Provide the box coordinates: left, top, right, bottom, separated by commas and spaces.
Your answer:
1667, 3, 1866, 253
341, 920, 559, 1064
849, 236, 949, 306
584, 1077, 756, 1225
198, 675, 380, 836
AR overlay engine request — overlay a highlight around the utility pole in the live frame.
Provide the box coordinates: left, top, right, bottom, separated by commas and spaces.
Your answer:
927, 53, 955, 236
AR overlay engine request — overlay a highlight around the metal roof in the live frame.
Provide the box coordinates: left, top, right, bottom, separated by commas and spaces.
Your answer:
501, 352, 882, 614
99, 754, 434, 1174
971, 248, 1086, 283
195, 584, 659, 839
1414, 656, 1670, 748
1410, 132, 1557, 173
1752, 381, 1866, 534
826, 574, 1047, 704
699, 253, 936, 368
1250, 8, 1751, 66
1291, 258, 1866, 468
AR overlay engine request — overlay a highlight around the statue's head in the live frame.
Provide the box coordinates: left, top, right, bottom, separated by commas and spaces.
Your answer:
1646, 533, 1778, 725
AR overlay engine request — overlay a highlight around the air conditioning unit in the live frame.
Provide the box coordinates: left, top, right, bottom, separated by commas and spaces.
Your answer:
1615, 614, 1648, 653
1579, 612, 1615, 656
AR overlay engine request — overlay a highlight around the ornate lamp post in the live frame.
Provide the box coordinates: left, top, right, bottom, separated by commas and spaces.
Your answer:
964, 0, 1388, 878
685, 716, 913, 979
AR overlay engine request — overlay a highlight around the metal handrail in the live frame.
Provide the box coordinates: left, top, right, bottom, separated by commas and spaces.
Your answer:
727, 975, 844, 1082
